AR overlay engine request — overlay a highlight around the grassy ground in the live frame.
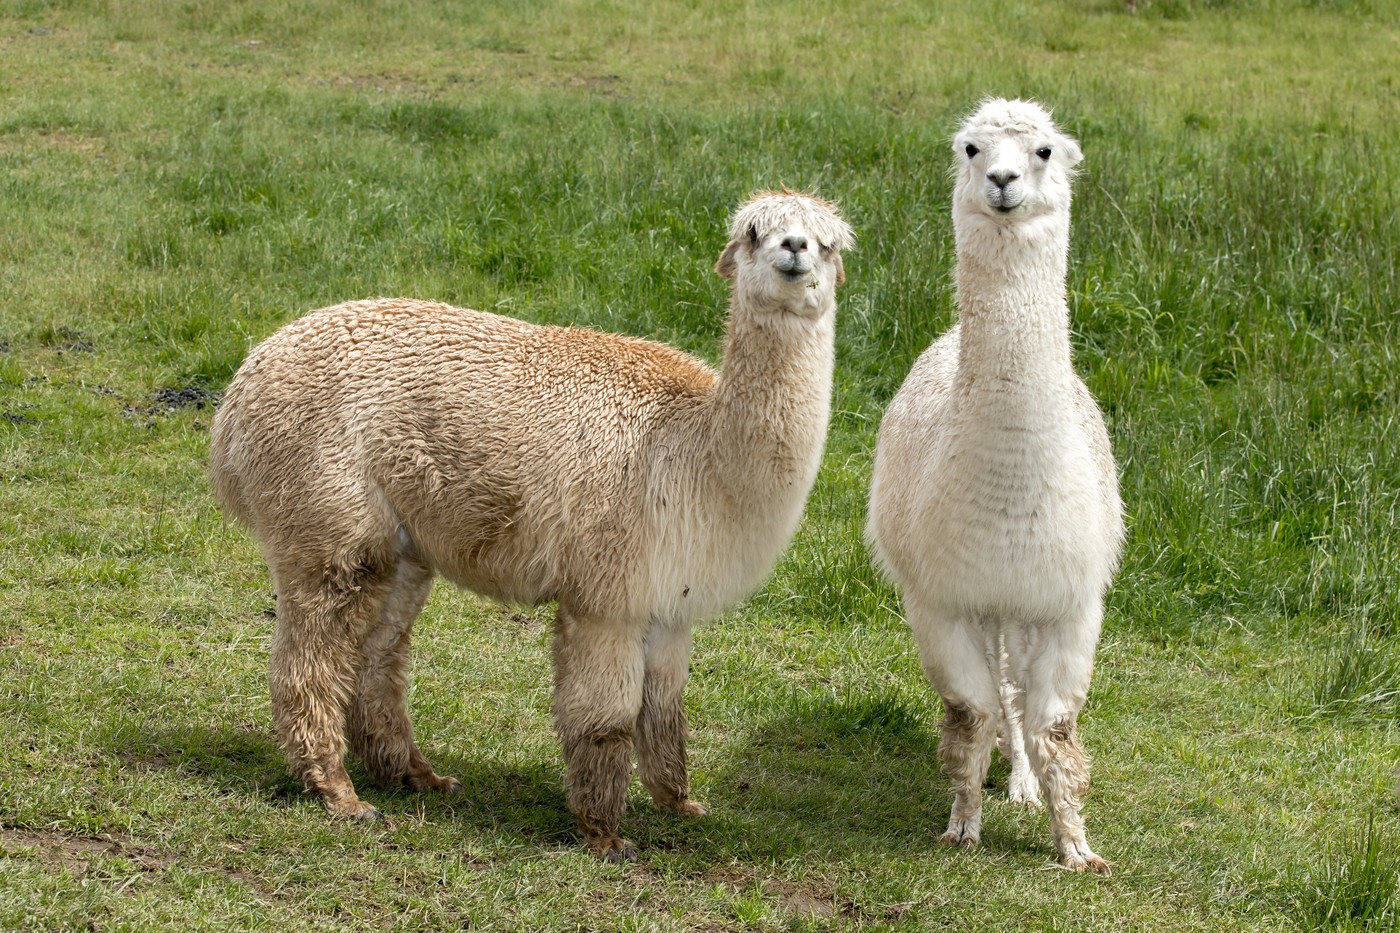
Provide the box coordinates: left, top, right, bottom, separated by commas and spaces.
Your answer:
2, 0, 1399, 929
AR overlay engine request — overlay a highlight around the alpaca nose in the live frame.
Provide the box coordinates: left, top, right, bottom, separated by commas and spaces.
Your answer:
780, 234, 808, 254
987, 168, 1021, 189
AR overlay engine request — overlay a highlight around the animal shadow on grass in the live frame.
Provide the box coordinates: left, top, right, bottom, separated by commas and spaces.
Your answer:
111, 722, 581, 851
709, 690, 1052, 863
107, 697, 1051, 862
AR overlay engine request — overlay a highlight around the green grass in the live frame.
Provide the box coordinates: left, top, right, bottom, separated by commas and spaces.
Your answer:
2, 0, 1399, 929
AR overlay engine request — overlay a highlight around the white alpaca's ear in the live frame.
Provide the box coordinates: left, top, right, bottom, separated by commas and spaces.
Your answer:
715, 239, 742, 278
1059, 135, 1083, 168
833, 251, 846, 287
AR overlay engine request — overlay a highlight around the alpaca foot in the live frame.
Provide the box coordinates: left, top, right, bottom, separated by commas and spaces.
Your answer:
940, 819, 981, 850
586, 835, 639, 863
323, 793, 383, 822
1007, 773, 1042, 808
406, 771, 464, 796
1058, 840, 1111, 875
657, 798, 707, 818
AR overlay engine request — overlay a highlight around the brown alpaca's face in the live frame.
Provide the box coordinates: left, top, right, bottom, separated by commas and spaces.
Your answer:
715, 194, 854, 316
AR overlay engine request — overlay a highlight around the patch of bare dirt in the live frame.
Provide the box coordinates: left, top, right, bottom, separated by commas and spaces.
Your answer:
0, 827, 175, 878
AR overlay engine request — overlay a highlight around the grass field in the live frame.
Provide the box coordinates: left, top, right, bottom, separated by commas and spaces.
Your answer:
2, 0, 1399, 929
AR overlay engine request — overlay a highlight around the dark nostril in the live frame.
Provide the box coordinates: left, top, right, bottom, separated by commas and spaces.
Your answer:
780, 235, 808, 254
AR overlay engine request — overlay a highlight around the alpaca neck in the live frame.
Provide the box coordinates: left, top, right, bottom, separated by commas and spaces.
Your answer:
953, 216, 1074, 386
706, 304, 835, 494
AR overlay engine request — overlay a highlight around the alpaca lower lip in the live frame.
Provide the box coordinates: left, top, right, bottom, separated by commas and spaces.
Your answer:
780, 268, 811, 282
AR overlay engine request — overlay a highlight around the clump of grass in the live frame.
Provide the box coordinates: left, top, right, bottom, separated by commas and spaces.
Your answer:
1288, 816, 1400, 931
1309, 622, 1400, 721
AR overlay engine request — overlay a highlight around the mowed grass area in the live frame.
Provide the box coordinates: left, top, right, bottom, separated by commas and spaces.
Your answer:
2, 0, 1399, 928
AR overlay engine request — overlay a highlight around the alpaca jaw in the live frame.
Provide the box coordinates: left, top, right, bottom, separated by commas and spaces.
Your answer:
985, 181, 1026, 213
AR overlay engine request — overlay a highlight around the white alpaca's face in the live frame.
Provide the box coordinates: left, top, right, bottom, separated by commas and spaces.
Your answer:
952, 100, 1082, 225
715, 193, 854, 317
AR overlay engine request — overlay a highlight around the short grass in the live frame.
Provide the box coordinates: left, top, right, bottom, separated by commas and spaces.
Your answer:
2, 0, 1399, 929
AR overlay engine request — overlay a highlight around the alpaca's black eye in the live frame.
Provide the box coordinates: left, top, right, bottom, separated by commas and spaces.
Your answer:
964, 144, 979, 158
1036, 147, 1053, 161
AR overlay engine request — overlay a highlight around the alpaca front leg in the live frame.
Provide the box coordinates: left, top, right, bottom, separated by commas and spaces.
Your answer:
636, 622, 705, 818
939, 702, 999, 846
1023, 618, 1109, 874
909, 606, 1000, 848
553, 608, 646, 862
1026, 712, 1106, 873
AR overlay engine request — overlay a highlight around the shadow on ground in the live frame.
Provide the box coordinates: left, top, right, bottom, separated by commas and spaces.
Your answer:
110, 690, 1054, 864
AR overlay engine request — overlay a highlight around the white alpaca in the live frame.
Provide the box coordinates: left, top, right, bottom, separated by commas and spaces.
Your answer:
867, 99, 1123, 874
209, 190, 853, 862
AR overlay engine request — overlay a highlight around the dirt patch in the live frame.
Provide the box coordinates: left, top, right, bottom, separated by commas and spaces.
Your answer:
764, 879, 838, 917
3, 412, 37, 425
0, 826, 175, 878
123, 385, 221, 420
504, 609, 549, 634
149, 385, 220, 411
2, 825, 285, 903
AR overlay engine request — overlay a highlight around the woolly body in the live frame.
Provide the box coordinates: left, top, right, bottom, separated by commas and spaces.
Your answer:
210, 191, 853, 861
867, 99, 1123, 873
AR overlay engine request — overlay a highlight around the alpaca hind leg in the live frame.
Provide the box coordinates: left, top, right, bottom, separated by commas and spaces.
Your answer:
997, 628, 1042, 807
552, 606, 646, 862
908, 602, 1000, 848
635, 623, 705, 818
1022, 612, 1109, 874
347, 551, 461, 796
999, 678, 1041, 806
270, 558, 393, 820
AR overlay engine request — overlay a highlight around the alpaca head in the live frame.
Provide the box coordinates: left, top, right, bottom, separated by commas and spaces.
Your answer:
952, 99, 1082, 232
715, 190, 854, 319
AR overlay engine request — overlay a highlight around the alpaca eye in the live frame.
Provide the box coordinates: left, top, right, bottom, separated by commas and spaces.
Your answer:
1036, 147, 1053, 161
964, 144, 979, 158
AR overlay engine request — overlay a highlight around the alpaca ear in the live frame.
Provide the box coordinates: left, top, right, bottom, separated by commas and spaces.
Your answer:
715, 239, 741, 278
833, 252, 846, 287
1060, 135, 1083, 167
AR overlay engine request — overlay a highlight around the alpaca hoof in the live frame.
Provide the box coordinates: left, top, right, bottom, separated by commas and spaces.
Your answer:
940, 827, 980, 849
1008, 783, 1043, 808
670, 799, 708, 818
1062, 854, 1111, 876
588, 836, 639, 863
407, 772, 464, 796
326, 798, 383, 822
1060, 844, 1111, 875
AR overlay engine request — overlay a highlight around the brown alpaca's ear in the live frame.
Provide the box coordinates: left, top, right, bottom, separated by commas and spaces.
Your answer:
715, 239, 741, 278
833, 252, 846, 287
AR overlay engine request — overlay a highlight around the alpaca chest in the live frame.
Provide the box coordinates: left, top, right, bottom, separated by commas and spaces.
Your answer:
916, 426, 1115, 621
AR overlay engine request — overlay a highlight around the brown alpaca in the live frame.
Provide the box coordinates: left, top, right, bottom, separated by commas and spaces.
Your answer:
209, 191, 854, 861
